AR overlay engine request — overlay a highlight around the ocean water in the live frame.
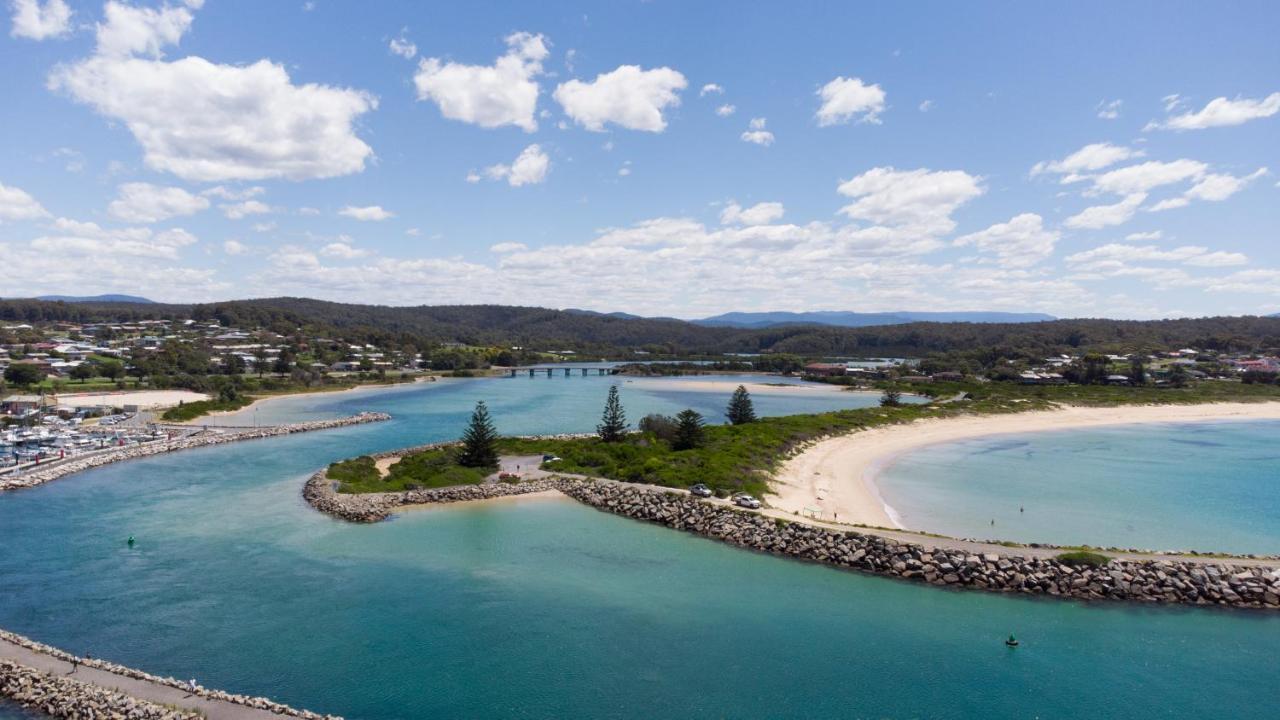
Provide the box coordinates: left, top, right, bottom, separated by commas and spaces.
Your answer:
874, 421, 1280, 554
1, 379, 1277, 718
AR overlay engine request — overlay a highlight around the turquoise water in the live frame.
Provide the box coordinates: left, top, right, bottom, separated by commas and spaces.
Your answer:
875, 421, 1280, 554
1, 378, 1277, 718
202, 373, 895, 427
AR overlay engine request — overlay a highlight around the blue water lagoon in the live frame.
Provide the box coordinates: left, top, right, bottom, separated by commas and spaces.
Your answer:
2, 378, 1277, 718
874, 420, 1280, 555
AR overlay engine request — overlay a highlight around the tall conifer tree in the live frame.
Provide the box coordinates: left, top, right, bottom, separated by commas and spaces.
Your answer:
458, 400, 499, 467
597, 385, 627, 442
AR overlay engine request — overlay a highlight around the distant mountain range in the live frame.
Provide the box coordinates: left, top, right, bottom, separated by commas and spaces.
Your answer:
33, 294, 156, 304
691, 310, 1057, 329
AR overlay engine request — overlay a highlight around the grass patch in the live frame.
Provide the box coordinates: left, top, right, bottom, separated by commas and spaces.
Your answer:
1055, 550, 1111, 567
160, 396, 253, 422
330, 448, 493, 493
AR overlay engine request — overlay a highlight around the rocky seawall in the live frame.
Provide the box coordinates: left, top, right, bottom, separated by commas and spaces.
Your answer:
303, 469, 561, 523
0, 659, 200, 720
555, 480, 1280, 610
0, 630, 340, 719
302, 469, 1280, 609
0, 412, 390, 493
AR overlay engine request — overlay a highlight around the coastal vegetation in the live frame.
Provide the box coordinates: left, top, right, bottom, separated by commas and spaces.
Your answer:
597, 385, 628, 442
160, 395, 254, 422
726, 385, 757, 424
457, 401, 499, 468
1055, 551, 1112, 568
329, 449, 492, 494
346, 379, 1280, 498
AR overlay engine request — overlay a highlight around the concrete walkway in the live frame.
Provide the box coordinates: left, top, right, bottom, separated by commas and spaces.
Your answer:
0, 637, 290, 720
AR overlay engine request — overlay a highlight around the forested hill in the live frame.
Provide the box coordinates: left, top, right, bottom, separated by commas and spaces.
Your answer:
3, 297, 1280, 357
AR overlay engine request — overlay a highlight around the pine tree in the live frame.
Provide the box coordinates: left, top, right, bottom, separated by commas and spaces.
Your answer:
672, 409, 705, 450
726, 385, 757, 425
457, 400, 499, 467
597, 385, 628, 442
880, 388, 902, 407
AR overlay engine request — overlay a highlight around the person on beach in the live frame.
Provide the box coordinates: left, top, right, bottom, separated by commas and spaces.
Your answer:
70, 655, 77, 673
188, 678, 198, 693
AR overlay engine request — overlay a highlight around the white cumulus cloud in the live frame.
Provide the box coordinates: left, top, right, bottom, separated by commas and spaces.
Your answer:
49, 1, 376, 182
1031, 142, 1143, 179
554, 65, 686, 132
10, 0, 71, 40
954, 213, 1059, 268
221, 199, 271, 220
815, 76, 886, 126
720, 201, 784, 226
320, 241, 370, 258
836, 167, 984, 237
1065, 193, 1146, 229
389, 34, 416, 60
0, 181, 51, 221
414, 31, 547, 132
483, 144, 550, 187
108, 182, 209, 223
1146, 92, 1280, 130
1096, 99, 1122, 120
338, 205, 394, 221
740, 117, 774, 146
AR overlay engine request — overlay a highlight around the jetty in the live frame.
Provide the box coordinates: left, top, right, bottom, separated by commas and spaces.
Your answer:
0, 630, 338, 719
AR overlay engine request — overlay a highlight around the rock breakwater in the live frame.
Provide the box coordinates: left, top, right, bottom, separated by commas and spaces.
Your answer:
554, 480, 1280, 610
0, 630, 341, 719
0, 659, 200, 720
0, 412, 390, 493
303, 469, 561, 523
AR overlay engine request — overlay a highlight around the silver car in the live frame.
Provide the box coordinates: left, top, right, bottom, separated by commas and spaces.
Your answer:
732, 493, 761, 509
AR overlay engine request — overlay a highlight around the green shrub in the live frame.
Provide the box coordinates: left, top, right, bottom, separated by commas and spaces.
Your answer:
1055, 551, 1111, 567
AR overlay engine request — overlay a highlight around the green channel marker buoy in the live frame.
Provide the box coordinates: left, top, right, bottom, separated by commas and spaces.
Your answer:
1005, 634, 1019, 648
127, 536, 135, 547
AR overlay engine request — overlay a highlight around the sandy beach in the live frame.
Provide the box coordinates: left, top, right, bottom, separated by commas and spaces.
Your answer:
767, 401, 1280, 529
54, 389, 209, 409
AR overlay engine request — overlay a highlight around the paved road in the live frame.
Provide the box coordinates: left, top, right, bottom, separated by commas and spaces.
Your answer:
0, 638, 296, 720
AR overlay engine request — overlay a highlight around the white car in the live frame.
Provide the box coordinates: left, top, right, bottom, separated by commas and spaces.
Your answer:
732, 493, 761, 510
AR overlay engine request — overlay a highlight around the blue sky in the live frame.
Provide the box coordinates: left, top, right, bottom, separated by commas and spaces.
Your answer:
1, 0, 1278, 318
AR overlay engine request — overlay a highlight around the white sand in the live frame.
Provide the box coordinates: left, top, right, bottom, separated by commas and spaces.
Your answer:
55, 390, 209, 409
767, 402, 1280, 529
374, 455, 400, 477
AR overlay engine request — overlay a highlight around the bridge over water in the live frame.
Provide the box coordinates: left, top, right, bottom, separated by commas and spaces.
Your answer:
509, 366, 619, 377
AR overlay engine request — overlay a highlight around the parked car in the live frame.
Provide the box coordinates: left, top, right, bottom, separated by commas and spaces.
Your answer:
689, 483, 713, 498
732, 493, 761, 509
541, 454, 561, 463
